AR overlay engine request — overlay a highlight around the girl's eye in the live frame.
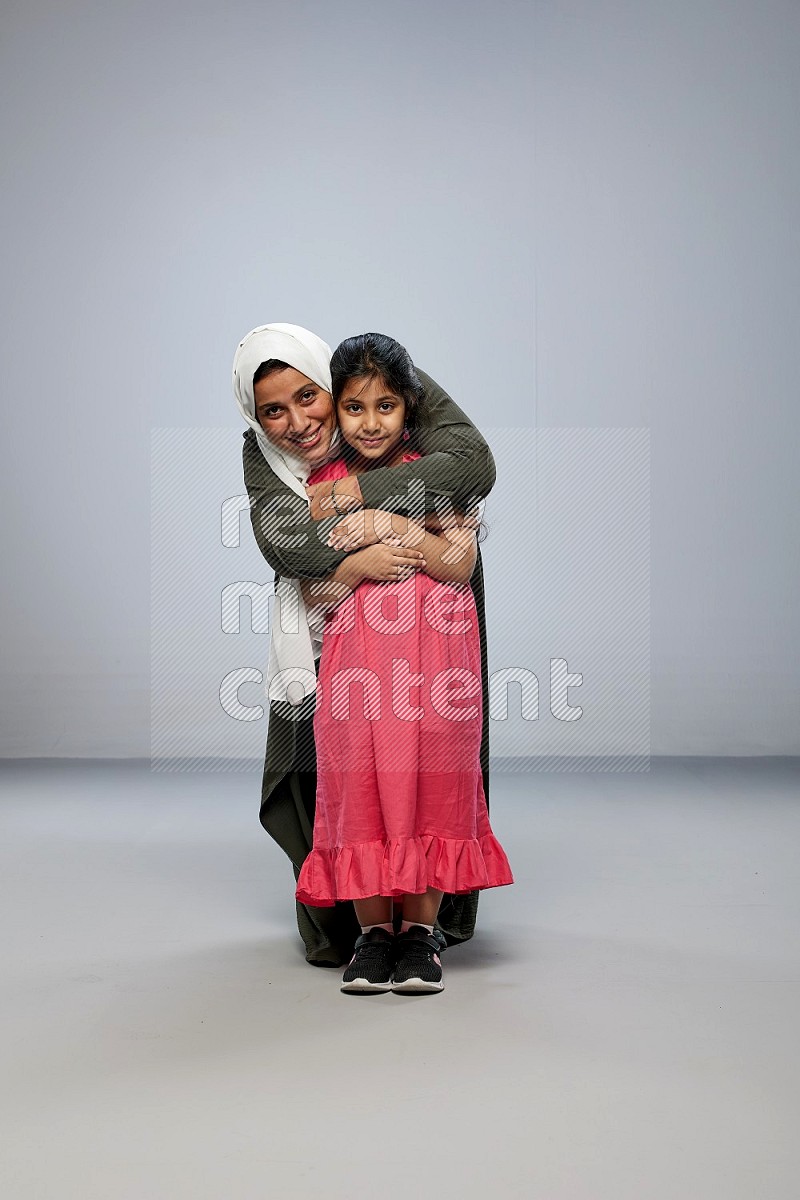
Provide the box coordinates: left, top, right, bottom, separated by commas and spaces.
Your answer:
344, 403, 361, 413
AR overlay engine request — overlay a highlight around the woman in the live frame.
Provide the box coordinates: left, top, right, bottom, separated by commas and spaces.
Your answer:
234, 323, 497, 966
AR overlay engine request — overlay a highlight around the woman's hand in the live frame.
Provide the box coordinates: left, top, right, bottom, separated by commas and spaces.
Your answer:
306, 475, 364, 520
355, 543, 427, 582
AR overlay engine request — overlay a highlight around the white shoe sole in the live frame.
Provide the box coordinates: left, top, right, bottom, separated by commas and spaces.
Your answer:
341, 978, 392, 994
391, 977, 445, 994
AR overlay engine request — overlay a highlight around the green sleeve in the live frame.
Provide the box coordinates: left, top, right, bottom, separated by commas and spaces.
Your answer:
357, 367, 496, 514
242, 431, 347, 579
241, 369, 496, 578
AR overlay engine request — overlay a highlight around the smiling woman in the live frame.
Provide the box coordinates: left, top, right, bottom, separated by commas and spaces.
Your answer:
252, 360, 337, 466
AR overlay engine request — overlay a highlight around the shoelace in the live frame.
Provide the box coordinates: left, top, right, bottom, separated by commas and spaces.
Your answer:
396, 936, 436, 963
352, 940, 393, 961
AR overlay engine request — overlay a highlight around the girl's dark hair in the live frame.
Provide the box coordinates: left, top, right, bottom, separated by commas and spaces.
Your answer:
330, 333, 425, 428
252, 358, 291, 386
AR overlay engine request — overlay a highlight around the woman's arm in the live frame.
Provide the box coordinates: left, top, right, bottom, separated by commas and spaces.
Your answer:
308, 369, 495, 519
243, 430, 349, 579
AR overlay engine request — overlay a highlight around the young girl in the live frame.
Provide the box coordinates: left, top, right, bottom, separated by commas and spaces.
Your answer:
294, 333, 514, 994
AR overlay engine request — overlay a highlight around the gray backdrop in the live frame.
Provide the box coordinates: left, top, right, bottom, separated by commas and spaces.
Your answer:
2, 0, 797, 757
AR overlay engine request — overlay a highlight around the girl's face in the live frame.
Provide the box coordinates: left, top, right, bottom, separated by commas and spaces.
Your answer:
336, 374, 406, 463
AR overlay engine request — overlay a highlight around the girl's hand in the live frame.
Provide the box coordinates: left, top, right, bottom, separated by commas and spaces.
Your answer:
327, 509, 410, 552
356, 543, 426, 582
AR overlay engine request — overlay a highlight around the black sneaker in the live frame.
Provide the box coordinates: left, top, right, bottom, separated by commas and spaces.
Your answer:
340, 928, 395, 994
391, 926, 445, 994
394, 913, 448, 954
433, 926, 448, 954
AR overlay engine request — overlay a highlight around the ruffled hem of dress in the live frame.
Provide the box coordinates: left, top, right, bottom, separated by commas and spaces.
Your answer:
294, 833, 515, 908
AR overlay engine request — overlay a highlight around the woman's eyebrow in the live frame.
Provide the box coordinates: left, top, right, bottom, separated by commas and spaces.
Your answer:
257, 381, 317, 412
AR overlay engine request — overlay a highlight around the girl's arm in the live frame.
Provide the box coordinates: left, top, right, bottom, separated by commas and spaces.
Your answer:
327, 509, 478, 583
299, 543, 428, 616
411, 516, 478, 584
384, 511, 478, 584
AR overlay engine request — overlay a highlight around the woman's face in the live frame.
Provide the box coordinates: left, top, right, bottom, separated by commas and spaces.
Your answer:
253, 367, 336, 465
336, 374, 406, 462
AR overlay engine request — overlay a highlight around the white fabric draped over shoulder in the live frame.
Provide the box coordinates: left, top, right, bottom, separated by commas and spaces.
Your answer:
233, 323, 336, 707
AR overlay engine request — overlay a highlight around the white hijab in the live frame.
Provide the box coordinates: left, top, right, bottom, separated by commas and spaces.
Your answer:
233, 323, 337, 707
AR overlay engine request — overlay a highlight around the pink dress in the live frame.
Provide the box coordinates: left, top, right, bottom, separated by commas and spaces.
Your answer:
294, 453, 514, 907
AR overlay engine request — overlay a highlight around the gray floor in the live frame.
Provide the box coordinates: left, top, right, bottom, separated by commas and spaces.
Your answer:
1, 759, 798, 1199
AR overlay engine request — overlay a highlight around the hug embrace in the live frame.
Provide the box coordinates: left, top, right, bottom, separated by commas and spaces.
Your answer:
234, 323, 514, 995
